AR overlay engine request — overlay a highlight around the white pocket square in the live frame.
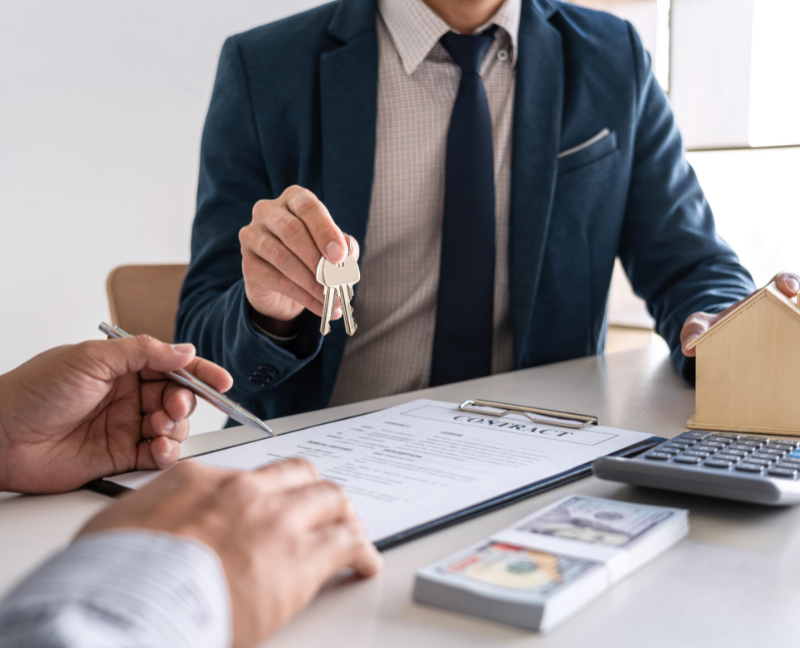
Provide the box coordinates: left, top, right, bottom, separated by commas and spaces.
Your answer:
558, 128, 611, 159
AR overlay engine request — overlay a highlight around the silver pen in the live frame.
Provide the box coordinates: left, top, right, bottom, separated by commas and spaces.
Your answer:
99, 322, 274, 436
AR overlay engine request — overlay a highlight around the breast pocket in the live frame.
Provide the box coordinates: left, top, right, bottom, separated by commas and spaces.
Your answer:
557, 128, 618, 176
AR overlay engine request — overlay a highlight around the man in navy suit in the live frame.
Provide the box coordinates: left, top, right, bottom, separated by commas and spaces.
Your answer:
177, 0, 798, 421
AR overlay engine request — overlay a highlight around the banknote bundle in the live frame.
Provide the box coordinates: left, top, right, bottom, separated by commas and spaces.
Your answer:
413, 495, 689, 631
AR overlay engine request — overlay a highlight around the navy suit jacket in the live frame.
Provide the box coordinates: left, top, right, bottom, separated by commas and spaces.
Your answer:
177, 0, 754, 421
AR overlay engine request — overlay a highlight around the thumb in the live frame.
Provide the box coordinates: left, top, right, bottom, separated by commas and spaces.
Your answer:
83, 336, 197, 381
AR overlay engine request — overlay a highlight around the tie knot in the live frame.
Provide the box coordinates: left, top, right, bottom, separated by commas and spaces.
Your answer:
440, 27, 497, 76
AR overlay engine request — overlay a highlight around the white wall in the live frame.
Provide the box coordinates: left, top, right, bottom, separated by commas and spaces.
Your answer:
0, 1, 325, 431
670, 0, 755, 149
566, 0, 658, 56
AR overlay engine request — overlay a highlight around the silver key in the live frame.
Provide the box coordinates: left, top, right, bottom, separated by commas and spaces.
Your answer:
316, 250, 360, 336
316, 259, 337, 335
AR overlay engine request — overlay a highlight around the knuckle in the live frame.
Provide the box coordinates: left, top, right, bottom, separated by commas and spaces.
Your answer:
282, 184, 304, 201
252, 199, 270, 219
172, 460, 204, 485
238, 225, 251, 247
281, 215, 307, 244
241, 253, 254, 277
275, 272, 294, 294
135, 334, 160, 351
294, 194, 320, 219
223, 470, 255, 499
319, 480, 348, 505
269, 242, 291, 269
685, 314, 703, 326
283, 457, 319, 480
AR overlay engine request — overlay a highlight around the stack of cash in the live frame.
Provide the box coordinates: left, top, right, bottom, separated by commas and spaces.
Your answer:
413, 495, 688, 631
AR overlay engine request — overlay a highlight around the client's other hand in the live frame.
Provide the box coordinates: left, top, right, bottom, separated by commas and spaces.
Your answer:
80, 459, 382, 648
0, 336, 232, 494
681, 271, 800, 357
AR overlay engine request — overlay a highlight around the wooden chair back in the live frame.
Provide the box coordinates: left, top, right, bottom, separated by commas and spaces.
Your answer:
106, 264, 189, 343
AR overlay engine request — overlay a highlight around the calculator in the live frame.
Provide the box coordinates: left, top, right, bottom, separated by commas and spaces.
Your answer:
593, 431, 800, 505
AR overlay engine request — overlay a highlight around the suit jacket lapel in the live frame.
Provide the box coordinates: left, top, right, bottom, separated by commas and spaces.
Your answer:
319, 0, 378, 386
321, 0, 378, 247
508, 0, 564, 365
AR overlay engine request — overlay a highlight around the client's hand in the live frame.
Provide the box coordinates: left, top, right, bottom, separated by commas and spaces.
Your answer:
80, 459, 382, 648
681, 271, 800, 357
240, 185, 360, 335
0, 336, 232, 494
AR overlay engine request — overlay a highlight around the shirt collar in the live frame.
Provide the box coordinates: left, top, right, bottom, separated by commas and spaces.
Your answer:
378, 0, 521, 75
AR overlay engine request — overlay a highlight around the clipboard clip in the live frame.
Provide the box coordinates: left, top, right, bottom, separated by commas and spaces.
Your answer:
459, 399, 598, 430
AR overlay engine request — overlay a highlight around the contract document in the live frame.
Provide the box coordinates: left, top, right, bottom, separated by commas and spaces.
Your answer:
105, 399, 660, 548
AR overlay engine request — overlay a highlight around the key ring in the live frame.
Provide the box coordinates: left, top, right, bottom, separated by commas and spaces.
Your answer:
344, 234, 354, 257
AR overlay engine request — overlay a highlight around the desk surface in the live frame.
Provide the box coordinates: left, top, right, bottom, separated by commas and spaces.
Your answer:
2, 344, 798, 648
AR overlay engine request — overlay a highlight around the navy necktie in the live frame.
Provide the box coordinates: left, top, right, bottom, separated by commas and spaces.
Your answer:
430, 28, 497, 387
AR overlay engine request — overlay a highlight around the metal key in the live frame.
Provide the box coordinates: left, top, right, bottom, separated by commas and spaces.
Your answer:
316, 258, 337, 335
316, 243, 360, 336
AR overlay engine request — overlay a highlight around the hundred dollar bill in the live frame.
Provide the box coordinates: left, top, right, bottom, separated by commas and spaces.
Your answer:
438, 541, 600, 593
511, 495, 677, 548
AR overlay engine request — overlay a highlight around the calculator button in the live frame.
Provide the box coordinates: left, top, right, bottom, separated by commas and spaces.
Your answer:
716, 434, 741, 440
778, 457, 800, 466
768, 467, 798, 479
750, 452, 778, 460
744, 458, 773, 466
735, 463, 765, 473
774, 446, 798, 454
684, 451, 711, 459
704, 460, 733, 469
669, 440, 696, 448
776, 461, 800, 471
677, 432, 711, 441
701, 442, 728, 449
660, 444, 684, 452
674, 455, 703, 464
716, 454, 741, 463
730, 444, 755, 452
738, 441, 764, 449
695, 445, 721, 453
707, 437, 731, 445
723, 449, 749, 457
656, 446, 680, 454
744, 436, 768, 443
644, 452, 673, 461
789, 451, 800, 459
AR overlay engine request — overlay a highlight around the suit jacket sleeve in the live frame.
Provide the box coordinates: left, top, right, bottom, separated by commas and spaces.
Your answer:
176, 36, 323, 403
618, 23, 755, 384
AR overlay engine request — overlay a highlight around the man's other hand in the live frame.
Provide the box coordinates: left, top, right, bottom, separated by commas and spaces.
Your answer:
79, 459, 382, 648
0, 337, 233, 494
239, 186, 360, 335
681, 271, 800, 357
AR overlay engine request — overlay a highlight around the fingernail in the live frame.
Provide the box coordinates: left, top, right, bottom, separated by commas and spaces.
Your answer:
683, 334, 698, 349
787, 277, 800, 293
172, 343, 195, 354
326, 241, 345, 262
334, 308, 342, 319
164, 419, 176, 432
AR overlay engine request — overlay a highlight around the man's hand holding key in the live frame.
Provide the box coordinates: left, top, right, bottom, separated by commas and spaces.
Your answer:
240, 185, 360, 336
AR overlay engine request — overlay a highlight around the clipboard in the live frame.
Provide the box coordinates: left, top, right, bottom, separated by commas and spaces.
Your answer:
88, 398, 664, 550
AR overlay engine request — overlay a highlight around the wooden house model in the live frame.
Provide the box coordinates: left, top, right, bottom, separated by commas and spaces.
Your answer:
686, 282, 800, 436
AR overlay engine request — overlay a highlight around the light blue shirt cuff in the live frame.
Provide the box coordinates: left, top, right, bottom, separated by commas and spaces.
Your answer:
0, 529, 232, 648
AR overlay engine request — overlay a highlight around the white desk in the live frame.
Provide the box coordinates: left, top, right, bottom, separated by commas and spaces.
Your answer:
2, 344, 799, 648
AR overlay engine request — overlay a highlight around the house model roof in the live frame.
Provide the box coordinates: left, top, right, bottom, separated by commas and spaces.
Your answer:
685, 281, 800, 350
